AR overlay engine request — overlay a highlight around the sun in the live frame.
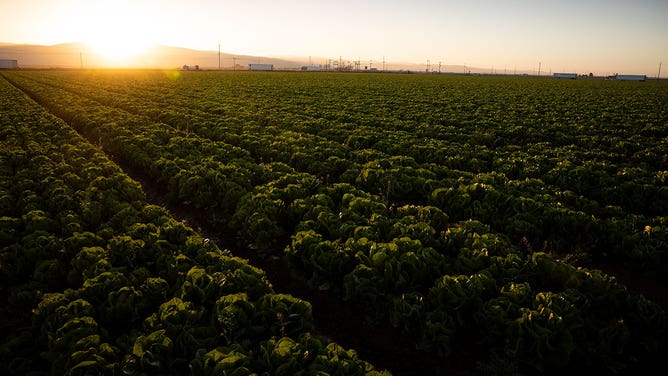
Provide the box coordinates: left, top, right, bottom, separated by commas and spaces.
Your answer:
87, 34, 152, 62
81, 1, 156, 64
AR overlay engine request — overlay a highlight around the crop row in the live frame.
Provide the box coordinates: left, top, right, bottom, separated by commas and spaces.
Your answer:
14, 71, 668, 273
27, 71, 668, 209
3, 71, 667, 373
0, 74, 387, 375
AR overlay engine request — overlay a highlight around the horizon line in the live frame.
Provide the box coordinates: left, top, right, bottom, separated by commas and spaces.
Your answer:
0, 41, 662, 77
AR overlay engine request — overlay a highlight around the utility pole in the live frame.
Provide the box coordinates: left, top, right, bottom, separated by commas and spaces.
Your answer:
218, 44, 221, 70
438, 61, 442, 73
382, 56, 386, 71
426, 59, 430, 73
658, 62, 662, 81
538, 61, 541, 76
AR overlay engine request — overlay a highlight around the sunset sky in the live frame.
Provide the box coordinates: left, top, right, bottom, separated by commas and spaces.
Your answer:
1, 0, 666, 75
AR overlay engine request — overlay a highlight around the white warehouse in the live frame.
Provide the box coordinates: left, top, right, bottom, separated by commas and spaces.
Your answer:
616, 74, 646, 81
249, 64, 273, 71
0, 59, 18, 69
553, 73, 577, 79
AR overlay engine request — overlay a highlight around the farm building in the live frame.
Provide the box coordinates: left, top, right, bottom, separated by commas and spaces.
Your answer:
554, 73, 577, 79
0, 59, 19, 69
249, 63, 273, 71
616, 74, 646, 81
301, 65, 321, 71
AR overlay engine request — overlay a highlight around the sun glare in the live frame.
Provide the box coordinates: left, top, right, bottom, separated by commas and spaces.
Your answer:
87, 36, 151, 62
81, 1, 156, 64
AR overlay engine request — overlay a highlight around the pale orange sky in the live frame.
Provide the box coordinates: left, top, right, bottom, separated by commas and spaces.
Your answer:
1, 0, 666, 76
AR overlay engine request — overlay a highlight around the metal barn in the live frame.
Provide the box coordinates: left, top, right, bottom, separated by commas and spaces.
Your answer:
616, 74, 646, 81
249, 63, 273, 71
0, 59, 18, 69
554, 73, 577, 79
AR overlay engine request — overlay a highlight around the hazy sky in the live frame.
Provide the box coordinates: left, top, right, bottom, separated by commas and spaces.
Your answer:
1, 0, 666, 75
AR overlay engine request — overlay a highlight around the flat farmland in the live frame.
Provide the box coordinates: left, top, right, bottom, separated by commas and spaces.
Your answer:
2, 70, 667, 374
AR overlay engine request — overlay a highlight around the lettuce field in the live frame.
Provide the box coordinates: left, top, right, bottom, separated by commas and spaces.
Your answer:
1, 70, 667, 375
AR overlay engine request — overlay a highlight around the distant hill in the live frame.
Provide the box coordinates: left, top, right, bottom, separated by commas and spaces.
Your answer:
0, 43, 303, 69
0, 43, 85, 68
0, 42, 534, 75
141, 45, 303, 70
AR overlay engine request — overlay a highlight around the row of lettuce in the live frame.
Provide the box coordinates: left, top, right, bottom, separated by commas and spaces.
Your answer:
0, 75, 388, 375
18, 71, 668, 274
3, 71, 667, 373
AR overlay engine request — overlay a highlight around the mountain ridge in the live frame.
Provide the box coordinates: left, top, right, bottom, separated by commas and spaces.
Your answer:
0, 42, 304, 69
1, 42, 517, 74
